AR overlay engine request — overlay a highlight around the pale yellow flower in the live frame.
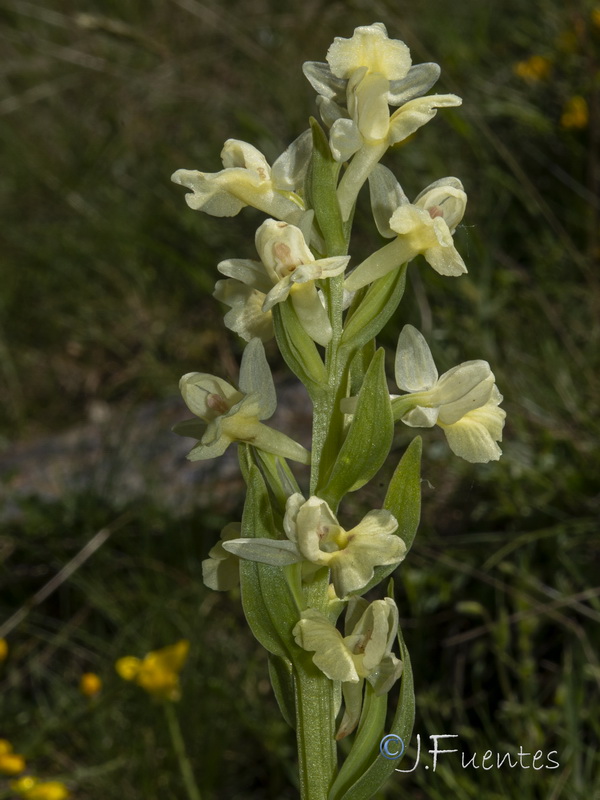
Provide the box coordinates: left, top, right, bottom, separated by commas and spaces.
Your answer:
216, 220, 349, 346
293, 597, 403, 737
223, 494, 405, 599
171, 133, 311, 221
0, 638, 8, 661
345, 174, 467, 291
174, 338, 310, 464
392, 325, 505, 463
202, 523, 242, 591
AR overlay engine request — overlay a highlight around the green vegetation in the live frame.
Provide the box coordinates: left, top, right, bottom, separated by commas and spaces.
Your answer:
1, 1, 599, 798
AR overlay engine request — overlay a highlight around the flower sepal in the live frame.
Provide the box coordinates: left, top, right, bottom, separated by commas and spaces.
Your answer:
236, 461, 302, 659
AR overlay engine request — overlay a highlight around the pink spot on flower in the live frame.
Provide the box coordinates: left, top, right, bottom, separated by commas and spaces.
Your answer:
206, 394, 230, 415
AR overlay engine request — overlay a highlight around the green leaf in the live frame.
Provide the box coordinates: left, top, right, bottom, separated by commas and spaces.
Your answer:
238, 463, 299, 658
328, 685, 387, 800
351, 438, 423, 596
307, 117, 346, 256
340, 264, 407, 353
268, 653, 296, 729
335, 628, 415, 800
272, 301, 326, 399
383, 436, 422, 553
348, 338, 376, 396
257, 449, 301, 515
319, 348, 393, 507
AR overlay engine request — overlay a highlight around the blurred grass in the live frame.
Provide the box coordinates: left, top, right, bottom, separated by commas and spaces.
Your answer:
1, 0, 599, 798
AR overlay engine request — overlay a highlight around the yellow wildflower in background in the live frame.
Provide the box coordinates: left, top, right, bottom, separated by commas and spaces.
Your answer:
0, 638, 8, 661
593, 8, 600, 29
79, 672, 102, 697
10, 777, 70, 800
0, 739, 26, 775
514, 55, 552, 82
115, 640, 190, 701
561, 96, 589, 129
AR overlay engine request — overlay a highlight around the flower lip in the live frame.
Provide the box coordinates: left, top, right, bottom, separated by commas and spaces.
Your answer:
326, 22, 412, 81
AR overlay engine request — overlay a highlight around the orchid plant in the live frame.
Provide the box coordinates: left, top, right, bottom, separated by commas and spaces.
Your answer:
171, 22, 505, 800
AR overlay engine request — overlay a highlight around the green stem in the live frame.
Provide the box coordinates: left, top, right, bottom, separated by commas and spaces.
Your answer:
310, 274, 351, 497
295, 654, 338, 800
163, 701, 203, 800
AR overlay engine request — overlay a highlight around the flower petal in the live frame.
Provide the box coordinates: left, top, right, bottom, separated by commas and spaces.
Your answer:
429, 360, 493, 410
350, 508, 399, 538
293, 609, 360, 683
213, 279, 274, 343
302, 61, 347, 102
424, 242, 468, 277
329, 118, 363, 162
329, 531, 405, 598
291, 283, 333, 346
317, 95, 348, 127
202, 523, 241, 591
186, 432, 231, 461
220, 139, 271, 178
217, 258, 272, 293
395, 325, 439, 392
387, 62, 441, 105
351, 70, 391, 141
388, 93, 462, 145
171, 169, 247, 216
441, 410, 504, 463
336, 680, 365, 740
414, 178, 466, 233
271, 129, 312, 191
440, 386, 505, 462
293, 256, 350, 283
295, 496, 339, 563
367, 653, 403, 695
283, 493, 305, 542
368, 164, 409, 238
326, 23, 411, 81
179, 373, 241, 420
238, 338, 277, 420
401, 405, 439, 427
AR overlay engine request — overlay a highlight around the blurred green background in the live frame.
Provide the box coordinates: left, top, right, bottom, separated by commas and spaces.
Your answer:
1, 0, 599, 798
